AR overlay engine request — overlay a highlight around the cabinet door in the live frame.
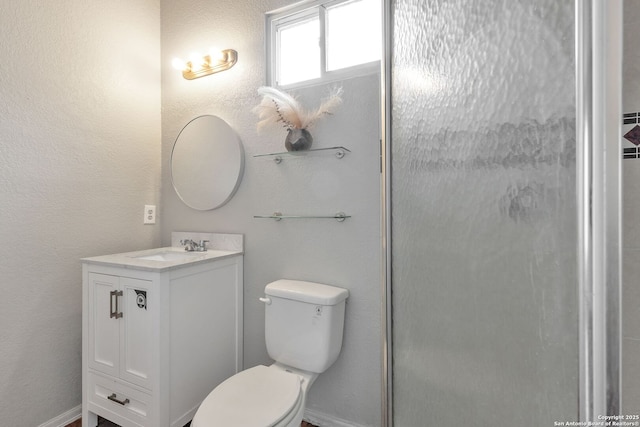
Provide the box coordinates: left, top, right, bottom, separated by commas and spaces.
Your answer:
119, 277, 153, 389
88, 273, 120, 378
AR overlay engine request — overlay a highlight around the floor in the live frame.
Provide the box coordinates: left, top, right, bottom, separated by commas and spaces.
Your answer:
65, 418, 318, 426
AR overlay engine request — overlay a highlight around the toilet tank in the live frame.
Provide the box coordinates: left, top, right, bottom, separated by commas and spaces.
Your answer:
263, 279, 349, 373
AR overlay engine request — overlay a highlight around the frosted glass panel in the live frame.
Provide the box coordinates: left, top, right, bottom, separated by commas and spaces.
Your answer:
326, 0, 381, 70
277, 17, 321, 85
390, 1, 578, 425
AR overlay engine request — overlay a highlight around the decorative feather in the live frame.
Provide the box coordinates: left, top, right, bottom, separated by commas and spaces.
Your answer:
254, 86, 343, 131
302, 86, 343, 129
255, 86, 303, 130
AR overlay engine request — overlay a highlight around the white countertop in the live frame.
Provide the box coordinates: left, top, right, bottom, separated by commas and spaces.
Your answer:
82, 246, 243, 272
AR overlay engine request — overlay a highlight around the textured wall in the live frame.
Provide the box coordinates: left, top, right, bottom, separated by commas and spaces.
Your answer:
160, 1, 382, 426
622, 0, 640, 415
0, 0, 161, 424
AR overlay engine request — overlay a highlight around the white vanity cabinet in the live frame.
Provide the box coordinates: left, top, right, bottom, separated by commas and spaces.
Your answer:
82, 246, 243, 427
88, 273, 153, 390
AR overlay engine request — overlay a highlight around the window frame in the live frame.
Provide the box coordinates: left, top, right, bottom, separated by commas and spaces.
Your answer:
266, 0, 381, 89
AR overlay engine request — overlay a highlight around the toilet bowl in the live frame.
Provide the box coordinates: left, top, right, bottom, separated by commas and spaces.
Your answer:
192, 364, 316, 427
191, 279, 349, 427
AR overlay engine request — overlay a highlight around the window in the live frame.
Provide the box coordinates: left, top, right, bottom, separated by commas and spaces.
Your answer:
268, 0, 381, 87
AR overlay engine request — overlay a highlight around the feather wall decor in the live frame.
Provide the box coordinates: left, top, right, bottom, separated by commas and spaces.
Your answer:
254, 86, 343, 151
255, 86, 343, 131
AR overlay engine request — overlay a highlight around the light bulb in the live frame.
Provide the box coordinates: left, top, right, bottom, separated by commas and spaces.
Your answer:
208, 47, 225, 63
172, 57, 187, 71
189, 52, 204, 70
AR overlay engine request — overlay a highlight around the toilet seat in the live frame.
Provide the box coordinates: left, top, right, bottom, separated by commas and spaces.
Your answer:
192, 365, 303, 427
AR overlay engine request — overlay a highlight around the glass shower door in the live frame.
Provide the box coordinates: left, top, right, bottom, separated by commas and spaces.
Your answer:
390, 1, 579, 425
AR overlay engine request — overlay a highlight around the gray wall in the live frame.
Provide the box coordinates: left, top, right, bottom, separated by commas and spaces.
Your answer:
0, 0, 633, 425
0, 0, 381, 425
0, 0, 161, 425
160, 0, 382, 426
622, 0, 640, 415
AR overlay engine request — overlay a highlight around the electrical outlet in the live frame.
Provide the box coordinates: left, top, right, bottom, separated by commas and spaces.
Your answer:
144, 205, 156, 224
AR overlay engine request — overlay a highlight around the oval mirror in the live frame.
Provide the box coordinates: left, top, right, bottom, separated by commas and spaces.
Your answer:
171, 115, 245, 210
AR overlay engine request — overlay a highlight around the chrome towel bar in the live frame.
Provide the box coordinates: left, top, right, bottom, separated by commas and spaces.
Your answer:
254, 212, 350, 222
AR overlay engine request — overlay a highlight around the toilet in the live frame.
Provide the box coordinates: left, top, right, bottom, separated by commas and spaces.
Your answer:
192, 279, 349, 427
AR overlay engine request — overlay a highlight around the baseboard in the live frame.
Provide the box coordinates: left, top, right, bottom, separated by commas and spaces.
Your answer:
37, 405, 81, 427
39, 405, 360, 427
304, 408, 370, 427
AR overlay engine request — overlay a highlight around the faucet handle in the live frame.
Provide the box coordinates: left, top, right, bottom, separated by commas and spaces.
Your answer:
198, 240, 209, 251
180, 239, 197, 251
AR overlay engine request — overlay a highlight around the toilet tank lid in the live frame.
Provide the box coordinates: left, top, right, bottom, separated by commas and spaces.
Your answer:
265, 279, 349, 305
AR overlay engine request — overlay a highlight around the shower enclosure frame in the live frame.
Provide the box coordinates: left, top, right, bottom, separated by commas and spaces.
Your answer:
380, 0, 622, 425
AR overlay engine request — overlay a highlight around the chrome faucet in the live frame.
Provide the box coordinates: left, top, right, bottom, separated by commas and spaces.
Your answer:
180, 239, 209, 252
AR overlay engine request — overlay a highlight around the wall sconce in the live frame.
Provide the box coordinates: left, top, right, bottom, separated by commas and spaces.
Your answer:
172, 48, 238, 80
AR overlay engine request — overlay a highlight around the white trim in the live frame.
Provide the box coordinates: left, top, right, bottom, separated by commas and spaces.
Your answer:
37, 405, 81, 427
278, 62, 380, 91
266, 0, 381, 88
380, 0, 391, 424
577, 0, 622, 420
267, 0, 328, 18
304, 408, 371, 427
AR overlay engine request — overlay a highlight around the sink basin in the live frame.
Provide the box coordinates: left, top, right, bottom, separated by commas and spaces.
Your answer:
133, 250, 205, 262
82, 240, 243, 272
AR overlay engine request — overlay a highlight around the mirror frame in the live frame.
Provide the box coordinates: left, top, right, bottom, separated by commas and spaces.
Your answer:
170, 115, 245, 210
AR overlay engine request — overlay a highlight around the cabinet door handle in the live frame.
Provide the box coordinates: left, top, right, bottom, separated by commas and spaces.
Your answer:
107, 393, 130, 406
110, 290, 123, 319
